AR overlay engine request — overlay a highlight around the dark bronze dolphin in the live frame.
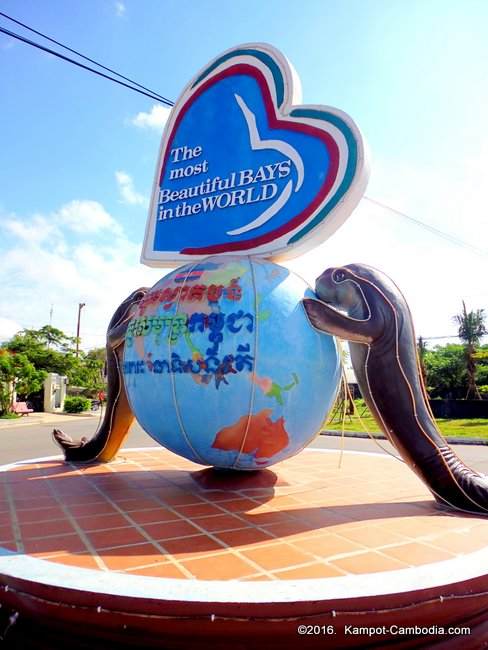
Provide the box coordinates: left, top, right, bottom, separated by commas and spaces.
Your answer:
53, 287, 148, 462
303, 262, 488, 515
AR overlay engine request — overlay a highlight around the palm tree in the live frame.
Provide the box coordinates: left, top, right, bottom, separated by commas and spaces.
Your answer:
453, 302, 487, 399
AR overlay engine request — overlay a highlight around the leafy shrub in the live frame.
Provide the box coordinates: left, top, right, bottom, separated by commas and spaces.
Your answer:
64, 396, 91, 413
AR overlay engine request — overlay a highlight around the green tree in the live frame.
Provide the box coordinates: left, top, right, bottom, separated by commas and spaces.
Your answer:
6, 326, 77, 377
67, 350, 105, 394
424, 344, 467, 399
474, 345, 488, 392
0, 350, 46, 415
85, 347, 106, 390
3, 327, 106, 397
453, 302, 487, 399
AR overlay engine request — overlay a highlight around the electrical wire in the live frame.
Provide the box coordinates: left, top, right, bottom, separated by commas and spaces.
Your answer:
0, 10, 174, 106
0, 12, 486, 265
2, 15, 486, 278
364, 195, 488, 259
1, 13, 487, 266
422, 335, 461, 340
0, 25, 174, 106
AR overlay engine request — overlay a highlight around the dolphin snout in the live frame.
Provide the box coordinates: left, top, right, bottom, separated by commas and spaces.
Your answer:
315, 268, 335, 302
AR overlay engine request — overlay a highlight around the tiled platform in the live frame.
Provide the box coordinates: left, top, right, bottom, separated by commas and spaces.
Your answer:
3, 447, 488, 579
1, 447, 488, 648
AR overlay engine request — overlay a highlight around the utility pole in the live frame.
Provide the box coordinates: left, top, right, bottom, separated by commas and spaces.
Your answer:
47, 304, 54, 349
76, 303, 85, 357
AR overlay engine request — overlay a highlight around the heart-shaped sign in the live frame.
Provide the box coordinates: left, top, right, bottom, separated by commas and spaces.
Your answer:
142, 43, 369, 266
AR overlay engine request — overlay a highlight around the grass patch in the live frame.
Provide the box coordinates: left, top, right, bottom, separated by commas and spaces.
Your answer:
0, 413, 21, 420
325, 400, 488, 439
435, 419, 488, 438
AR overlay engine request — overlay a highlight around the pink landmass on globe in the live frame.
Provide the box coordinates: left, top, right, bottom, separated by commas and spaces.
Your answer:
251, 375, 273, 393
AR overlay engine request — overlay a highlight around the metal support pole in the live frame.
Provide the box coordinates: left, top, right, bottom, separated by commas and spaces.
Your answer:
76, 302, 85, 357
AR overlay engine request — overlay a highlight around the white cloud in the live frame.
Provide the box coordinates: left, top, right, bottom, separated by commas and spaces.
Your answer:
131, 104, 171, 131
0, 202, 163, 349
58, 200, 123, 235
115, 171, 147, 206
0, 317, 22, 342
5, 214, 61, 244
114, 1, 126, 16
5, 201, 123, 241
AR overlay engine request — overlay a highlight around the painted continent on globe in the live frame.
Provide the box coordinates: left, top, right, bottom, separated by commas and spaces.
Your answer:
123, 256, 340, 470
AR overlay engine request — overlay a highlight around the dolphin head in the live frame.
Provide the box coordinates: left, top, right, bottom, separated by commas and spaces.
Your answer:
314, 265, 370, 320
316, 262, 410, 325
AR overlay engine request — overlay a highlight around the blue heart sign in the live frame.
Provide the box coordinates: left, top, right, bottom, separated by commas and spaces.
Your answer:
141, 43, 369, 266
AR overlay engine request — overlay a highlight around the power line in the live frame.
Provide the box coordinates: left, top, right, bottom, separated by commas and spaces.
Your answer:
422, 335, 461, 340
1, 14, 487, 263
364, 196, 488, 259
0, 25, 174, 106
0, 10, 174, 106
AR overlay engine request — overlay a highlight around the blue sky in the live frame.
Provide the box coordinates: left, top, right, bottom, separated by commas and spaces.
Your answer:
1, 0, 487, 348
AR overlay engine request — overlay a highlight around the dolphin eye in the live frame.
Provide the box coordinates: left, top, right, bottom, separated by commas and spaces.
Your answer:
333, 270, 346, 282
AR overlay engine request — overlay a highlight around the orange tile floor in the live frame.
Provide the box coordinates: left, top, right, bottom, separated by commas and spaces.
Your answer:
1, 448, 488, 581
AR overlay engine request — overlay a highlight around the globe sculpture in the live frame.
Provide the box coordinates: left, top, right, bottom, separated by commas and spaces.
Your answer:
123, 256, 341, 470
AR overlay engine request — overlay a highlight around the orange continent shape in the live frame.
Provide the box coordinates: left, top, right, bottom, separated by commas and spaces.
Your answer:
211, 409, 289, 461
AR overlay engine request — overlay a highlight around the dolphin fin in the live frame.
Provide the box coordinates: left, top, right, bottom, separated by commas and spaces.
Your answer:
303, 298, 373, 343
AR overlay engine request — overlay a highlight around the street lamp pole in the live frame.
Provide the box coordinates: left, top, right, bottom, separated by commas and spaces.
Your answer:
76, 303, 85, 357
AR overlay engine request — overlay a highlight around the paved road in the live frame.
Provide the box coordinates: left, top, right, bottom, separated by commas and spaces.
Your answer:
1, 416, 488, 474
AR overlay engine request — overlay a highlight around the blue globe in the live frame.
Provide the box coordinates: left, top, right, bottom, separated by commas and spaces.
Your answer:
123, 256, 340, 469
